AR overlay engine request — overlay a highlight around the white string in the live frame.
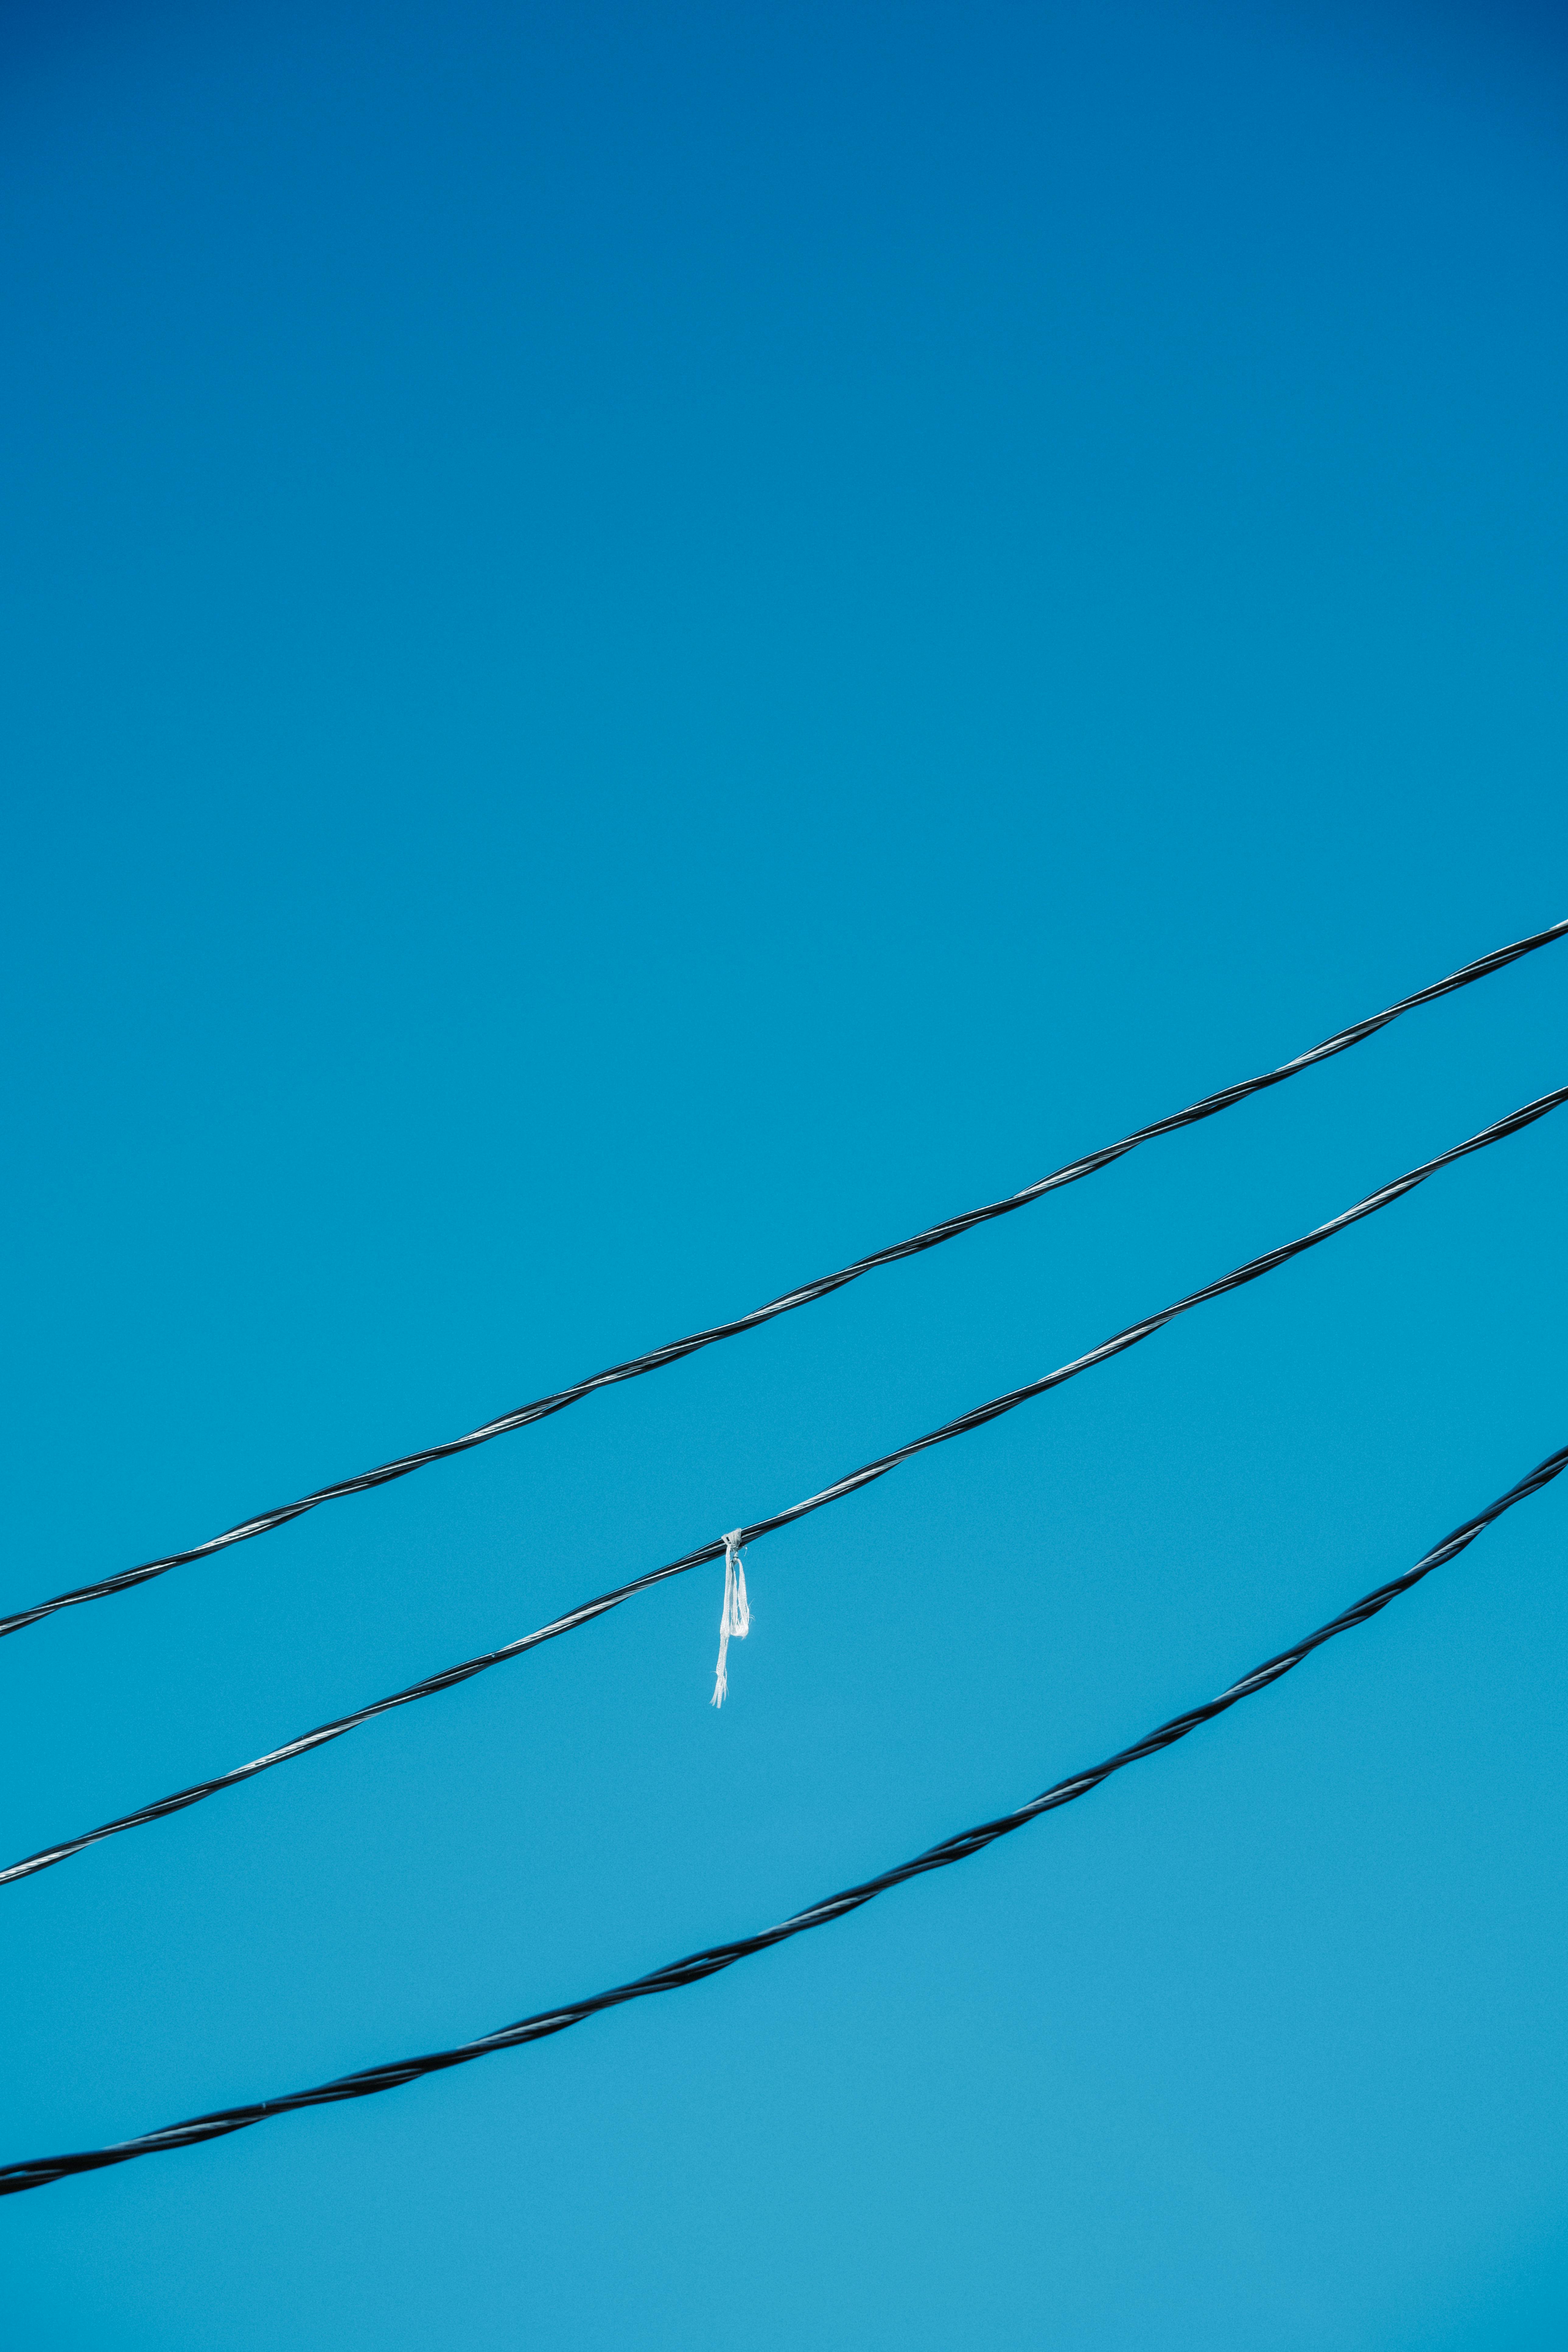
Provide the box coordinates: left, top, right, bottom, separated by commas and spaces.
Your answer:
711, 1530, 751, 1708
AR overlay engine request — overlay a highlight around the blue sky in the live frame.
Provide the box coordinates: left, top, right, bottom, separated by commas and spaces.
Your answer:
2, 2, 1566, 2343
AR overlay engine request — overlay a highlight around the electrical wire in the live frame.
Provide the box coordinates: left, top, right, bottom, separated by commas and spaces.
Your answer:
5, 1080, 1563, 1895
3, 1438, 1560, 2198
3, 918, 1563, 1647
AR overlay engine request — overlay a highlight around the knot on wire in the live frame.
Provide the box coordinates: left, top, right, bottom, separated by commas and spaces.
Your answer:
711, 1529, 751, 1708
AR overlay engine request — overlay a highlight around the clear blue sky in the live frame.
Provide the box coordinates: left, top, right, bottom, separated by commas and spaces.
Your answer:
2, 2, 1565, 2343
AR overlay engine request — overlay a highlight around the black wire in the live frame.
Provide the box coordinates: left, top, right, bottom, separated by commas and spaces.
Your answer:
5, 1080, 1564, 1895
4, 919, 1563, 1646
4, 1440, 1560, 2199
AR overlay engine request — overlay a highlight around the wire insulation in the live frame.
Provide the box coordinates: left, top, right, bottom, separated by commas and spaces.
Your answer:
4, 918, 1563, 1644
6, 1081, 1564, 1893
4, 1439, 1560, 2197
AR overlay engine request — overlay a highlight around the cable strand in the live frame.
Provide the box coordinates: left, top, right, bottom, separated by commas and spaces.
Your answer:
3, 1438, 1560, 2196
5, 1081, 1564, 1894
4, 917, 1562, 1643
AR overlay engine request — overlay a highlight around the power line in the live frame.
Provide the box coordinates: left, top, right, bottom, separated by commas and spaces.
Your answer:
4, 1437, 1559, 2199
3, 918, 1562, 1647
7, 1081, 1563, 1895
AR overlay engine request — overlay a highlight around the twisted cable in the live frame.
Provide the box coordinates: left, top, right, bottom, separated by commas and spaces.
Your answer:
4, 1438, 1560, 2196
4, 917, 1561, 1644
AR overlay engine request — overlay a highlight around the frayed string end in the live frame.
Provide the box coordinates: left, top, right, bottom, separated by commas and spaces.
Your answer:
711, 1529, 751, 1708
